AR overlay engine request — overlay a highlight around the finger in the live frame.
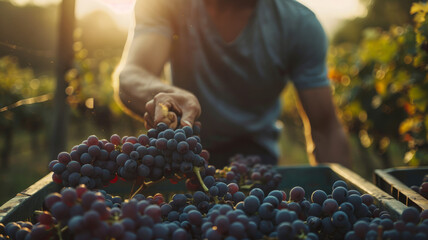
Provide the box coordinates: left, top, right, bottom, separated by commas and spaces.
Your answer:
145, 100, 155, 117
167, 112, 178, 129
154, 102, 172, 125
144, 112, 154, 129
180, 110, 199, 127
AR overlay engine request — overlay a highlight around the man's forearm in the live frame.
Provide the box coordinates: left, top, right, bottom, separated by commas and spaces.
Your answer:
308, 122, 351, 168
116, 65, 175, 118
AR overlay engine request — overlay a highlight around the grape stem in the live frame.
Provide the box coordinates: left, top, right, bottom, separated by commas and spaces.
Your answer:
55, 224, 64, 240
377, 226, 383, 240
130, 178, 165, 199
193, 167, 209, 192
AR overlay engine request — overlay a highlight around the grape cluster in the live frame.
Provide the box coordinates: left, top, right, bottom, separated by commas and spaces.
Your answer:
206, 154, 282, 194
48, 122, 206, 190
3, 179, 428, 240
410, 174, 428, 199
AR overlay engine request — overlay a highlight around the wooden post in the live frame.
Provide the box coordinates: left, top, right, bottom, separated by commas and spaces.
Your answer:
51, 0, 75, 160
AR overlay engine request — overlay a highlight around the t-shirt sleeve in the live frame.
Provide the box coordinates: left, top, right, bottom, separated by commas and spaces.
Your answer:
289, 13, 330, 89
133, 0, 174, 38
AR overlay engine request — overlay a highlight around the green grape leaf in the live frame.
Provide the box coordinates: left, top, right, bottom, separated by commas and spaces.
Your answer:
409, 86, 428, 112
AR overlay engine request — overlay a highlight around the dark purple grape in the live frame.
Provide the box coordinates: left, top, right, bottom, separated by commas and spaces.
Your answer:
383, 229, 399, 240
186, 137, 197, 150
233, 191, 246, 203
332, 186, 348, 204
68, 216, 84, 232
144, 205, 161, 222
347, 194, 362, 208
88, 145, 100, 158
124, 159, 138, 172
188, 210, 203, 226
243, 195, 260, 214
61, 188, 77, 206
361, 194, 373, 206
276, 209, 298, 224
332, 180, 348, 190
289, 186, 305, 202
213, 215, 229, 234
142, 155, 154, 166
129, 151, 139, 160
250, 188, 265, 202
308, 203, 322, 217
174, 132, 186, 142
339, 202, 354, 217
322, 199, 339, 216
58, 152, 72, 165
122, 142, 134, 155
81, 191, 97, 210
5, 222, 20, 238
67, 161, 81, 173
52, 163, 66, 175
205, 228, 222, 240
177, 141, 189, 154
292, 219, 309, 235
311, 190, 327, 205
353, 220, 369, 239
44, 192, 62, 210
161, 129, 174, 140
203, 176, 215, 188
137, 164, 150, 177
259, 220, 274, 235
216, 182, 228, 197
171, 228, 187, 240
136, 226, 152, 240
344, 231, 359, 240
50, 201, 70, 220
258, 203, 275, 220
154, 155, 165, 168
355, 203, 370, 218
68, 172, 81, 187
401, 207, 420, 224
121, 218, 136, 231
81, 164, 94, 177
138, 134, 150, 146
155, 138, 168, 150
167, 139, 178, 151
331, 210, 349, 227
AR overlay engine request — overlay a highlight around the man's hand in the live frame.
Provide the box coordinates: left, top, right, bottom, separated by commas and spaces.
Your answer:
297, 87, 351, 168
144, 89, 201, 129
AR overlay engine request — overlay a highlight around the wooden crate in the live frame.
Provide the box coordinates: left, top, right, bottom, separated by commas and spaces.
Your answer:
1, 164, 407, 224
374, 166, 428, 211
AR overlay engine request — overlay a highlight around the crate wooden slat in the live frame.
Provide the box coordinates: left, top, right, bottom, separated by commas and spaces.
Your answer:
329, 164, 407, 219
0, 173, 61, 223
374, 166, 428, 211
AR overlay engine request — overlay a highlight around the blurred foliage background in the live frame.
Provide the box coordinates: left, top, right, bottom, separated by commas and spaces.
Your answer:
0, 0, 427, 205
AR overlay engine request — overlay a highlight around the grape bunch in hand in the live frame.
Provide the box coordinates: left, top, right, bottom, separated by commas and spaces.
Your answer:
48, 122, 207, 190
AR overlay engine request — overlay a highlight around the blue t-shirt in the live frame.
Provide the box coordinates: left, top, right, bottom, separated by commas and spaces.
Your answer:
133, 0, 330, 161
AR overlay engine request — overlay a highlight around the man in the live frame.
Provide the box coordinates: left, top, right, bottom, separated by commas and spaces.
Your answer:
115, 0, 351, 168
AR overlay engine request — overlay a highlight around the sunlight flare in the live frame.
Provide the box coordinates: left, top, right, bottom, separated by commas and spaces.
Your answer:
96, 0, 136, 14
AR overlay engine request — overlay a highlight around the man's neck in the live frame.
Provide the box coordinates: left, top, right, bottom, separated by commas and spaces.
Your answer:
204, 0, 258, 11
203, 0, 259, 43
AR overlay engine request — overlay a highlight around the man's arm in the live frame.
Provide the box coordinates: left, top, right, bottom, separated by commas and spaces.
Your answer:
296, 87, 351, 167
115, 32, 201, 128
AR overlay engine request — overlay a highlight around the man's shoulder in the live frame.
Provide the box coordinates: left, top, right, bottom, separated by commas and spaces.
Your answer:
271, 0, 317, 20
